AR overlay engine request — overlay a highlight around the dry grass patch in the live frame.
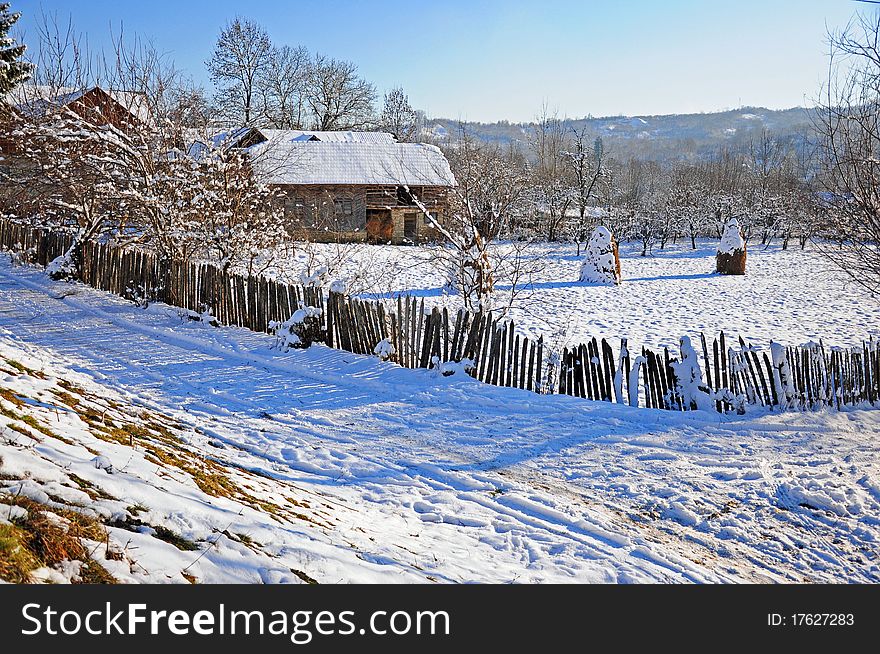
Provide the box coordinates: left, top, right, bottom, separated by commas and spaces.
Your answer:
0, 494, 116, 584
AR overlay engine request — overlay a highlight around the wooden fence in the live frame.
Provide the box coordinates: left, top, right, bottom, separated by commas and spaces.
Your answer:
1, 218, 877, 414
325, 292, 546, 391
0, 220, 323, 334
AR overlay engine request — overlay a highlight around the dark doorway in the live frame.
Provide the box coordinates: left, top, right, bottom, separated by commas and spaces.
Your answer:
404, 213, 418, 240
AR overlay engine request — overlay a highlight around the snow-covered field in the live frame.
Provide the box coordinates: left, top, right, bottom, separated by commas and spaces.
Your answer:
264, 240, 880, 350
1, 257, 879, 583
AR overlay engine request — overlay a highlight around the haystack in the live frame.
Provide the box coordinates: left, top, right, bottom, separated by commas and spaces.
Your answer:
579, 226, 621, 285
716, 217, 747, 275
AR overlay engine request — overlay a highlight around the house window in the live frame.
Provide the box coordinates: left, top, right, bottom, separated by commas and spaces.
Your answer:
332, 197, 363, 231
334, 199, 353, 217
282, 194, 299, 218
285, 196, 316, 227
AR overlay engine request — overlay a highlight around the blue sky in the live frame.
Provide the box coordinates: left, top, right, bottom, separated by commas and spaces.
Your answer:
11, 0, 863, 121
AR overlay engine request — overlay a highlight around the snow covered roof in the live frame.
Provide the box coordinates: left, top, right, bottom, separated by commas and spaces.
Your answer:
260, 129, 397, 144
183, 127, 398, 149
6, 85, 152, 125
106, 90, 152, 125
178, 127, 454, 187
250, 139, 456, 187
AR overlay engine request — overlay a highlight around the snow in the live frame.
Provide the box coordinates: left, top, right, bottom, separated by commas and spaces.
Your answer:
1, 256, 879, 583
257, 239, 880, 351
719, 218, 745, 254
250, 140, 456, 187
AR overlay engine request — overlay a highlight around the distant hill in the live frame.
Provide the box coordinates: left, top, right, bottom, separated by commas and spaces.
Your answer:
424, 107, 816, 163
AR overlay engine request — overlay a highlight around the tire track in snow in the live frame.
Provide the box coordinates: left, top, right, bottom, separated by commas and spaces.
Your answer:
2, 263, 868, 582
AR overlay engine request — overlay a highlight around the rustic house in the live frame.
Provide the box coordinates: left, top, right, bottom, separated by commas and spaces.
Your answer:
1, 85, 150, 176
0, 85, 151, 213
187, 128, 456, 244
4, 85, 151, 130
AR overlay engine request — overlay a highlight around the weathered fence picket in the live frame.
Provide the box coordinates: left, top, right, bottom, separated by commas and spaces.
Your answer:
2, 217, 878, 415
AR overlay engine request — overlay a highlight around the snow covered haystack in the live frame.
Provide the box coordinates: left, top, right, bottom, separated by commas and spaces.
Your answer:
716, 218, 746, 275
579, 227, 621, 285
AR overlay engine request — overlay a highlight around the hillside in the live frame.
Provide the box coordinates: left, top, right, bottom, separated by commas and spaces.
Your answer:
425, 106, 815, 163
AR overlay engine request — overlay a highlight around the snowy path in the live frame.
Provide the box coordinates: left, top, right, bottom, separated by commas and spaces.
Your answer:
1, 259, 879, 583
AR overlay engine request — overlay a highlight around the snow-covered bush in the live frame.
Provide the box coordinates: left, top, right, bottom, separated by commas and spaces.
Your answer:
300, 265, 329, 288
179, 304, 219, 327
2, 29, 286, 279
716, 217, 747, 275
126, 282, 161, 309
45, 251, 78, 281
432, 356, 475, 377
270, 305, 324, 350
374, 338, 395, 361
579, 226, 621, 285
8, 242, 35, 267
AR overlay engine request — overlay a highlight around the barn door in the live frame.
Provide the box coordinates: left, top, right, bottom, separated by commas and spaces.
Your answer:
366, 209, 393, 242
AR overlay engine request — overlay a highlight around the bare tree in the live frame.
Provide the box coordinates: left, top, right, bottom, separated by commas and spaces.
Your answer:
614, 158, 664, 256
813, 10, 880, 293
258, 44, 309, 128
303, 54, 376, 131
664, 163, 705, 249
379, 86, 421, 142
529, 106, 573, 241
206, 17, 271, 125
422, 126, 530, 310
565, 128, 608, 254
25, 10, 92, 92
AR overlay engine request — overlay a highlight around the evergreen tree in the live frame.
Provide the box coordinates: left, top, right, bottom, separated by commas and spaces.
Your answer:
0, 2, 32, 94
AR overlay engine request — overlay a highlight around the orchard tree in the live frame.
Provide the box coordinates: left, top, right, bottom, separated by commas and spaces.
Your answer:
565, 129, 609, 255
665, 163, 706, 249
529, 106, 574, 241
